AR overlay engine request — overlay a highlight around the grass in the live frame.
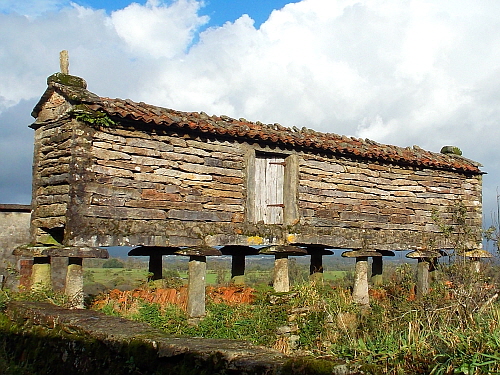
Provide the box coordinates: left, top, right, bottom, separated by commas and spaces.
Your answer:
84, 268, 149, 286
88, 262, 500, 374
3, 261, 499, 374
84, 267, 346, 289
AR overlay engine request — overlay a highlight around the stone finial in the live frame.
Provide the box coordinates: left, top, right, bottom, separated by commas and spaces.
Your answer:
440, 146, 462, 156
60, 50, 69, 74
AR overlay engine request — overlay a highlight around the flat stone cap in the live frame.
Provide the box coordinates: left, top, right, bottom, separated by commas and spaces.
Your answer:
378, 250, 395, 256
259, 245, 308, 256
47, 73, 87, 89
306, 248, 334, 256
219, 245, 260, 256
0, 204, 31, 212
406, 250, 442, 259
175, 246, 222, 257
464, 249, 493, 258
341, 250, 383, 258
128, 246, 180, 256
14, 245, 108, 259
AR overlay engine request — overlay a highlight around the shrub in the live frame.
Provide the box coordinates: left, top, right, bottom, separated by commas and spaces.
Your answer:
102, 258, 125, 269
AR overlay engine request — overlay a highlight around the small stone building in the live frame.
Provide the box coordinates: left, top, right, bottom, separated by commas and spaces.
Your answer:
0, 204, 31, 290
26, 72, 483, 312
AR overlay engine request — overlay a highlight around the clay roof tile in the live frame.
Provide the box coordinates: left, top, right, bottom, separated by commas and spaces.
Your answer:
45, 83, 483, 174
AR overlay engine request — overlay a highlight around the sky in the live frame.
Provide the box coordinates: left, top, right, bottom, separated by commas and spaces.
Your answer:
1, 0, 500, 241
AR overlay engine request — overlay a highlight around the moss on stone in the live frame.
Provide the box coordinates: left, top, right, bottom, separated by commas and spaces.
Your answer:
47, 73, 87, 89
283, 357, 349, 374
440, 145, 463, 156
38, 233, 62, 246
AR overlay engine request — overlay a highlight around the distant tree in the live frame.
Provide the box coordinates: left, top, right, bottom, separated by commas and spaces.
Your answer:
102, 258, 125, 268
485, 189, 500, 254
288, 258, 308, 285
163, 269, 180, 279
83, 270, 95, 283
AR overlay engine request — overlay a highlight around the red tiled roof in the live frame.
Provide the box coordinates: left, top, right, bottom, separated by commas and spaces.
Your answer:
33, 81, 483, 174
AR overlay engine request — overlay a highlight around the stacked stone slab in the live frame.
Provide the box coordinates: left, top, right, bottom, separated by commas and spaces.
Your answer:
26, 72, 484, 314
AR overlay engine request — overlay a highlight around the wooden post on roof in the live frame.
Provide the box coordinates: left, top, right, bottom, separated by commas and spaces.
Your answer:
60, 50, 69, 74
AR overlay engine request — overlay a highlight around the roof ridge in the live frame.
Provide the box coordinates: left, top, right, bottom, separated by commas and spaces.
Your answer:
34, 80, 483, 175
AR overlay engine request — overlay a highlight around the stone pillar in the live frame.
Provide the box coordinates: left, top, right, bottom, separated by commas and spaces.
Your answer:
406, 250, 441, 298
51, 256, 68, 291
427, 257, 438, 283
31, 257, 51, 290
353, 257, 369, 305
309, 252, 324, 282
231, 254, 246, 285
371, 257, 383, 286
416, 259, 430, 298
19, 259, 33, 290
148, 253, 163, 281
471, 258, 481, 273
464, 250, 493, 273
65, 257, 84, 309
273, 254, 290, 293
187, 256, 207, 319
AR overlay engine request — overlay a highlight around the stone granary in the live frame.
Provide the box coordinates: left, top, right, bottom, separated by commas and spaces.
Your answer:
25, 71, 483, 314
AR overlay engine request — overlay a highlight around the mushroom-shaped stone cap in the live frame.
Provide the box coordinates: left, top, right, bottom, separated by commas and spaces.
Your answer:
296, 243, 335, 250
378, 250, 395, 257
406, 250, 442, 259
13, 245, 109, 259
219, 245, 260, 256
341, 250, 383, 258
47, 72, 87, 89
175, 246, 222, 257
128, 246, 180, 256
464, 249, 493, 259
307, 249, 334, 256
259, 245, 308, 256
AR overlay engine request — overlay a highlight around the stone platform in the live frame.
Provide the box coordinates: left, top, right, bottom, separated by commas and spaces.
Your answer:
3, 301, 352, 375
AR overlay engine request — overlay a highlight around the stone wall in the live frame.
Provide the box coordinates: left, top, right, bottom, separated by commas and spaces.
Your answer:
30, 112, 482, 251
3, 301, 347, 375
31, 121, 72, 238
0, 205, 31, 290
294, 153, 482, 250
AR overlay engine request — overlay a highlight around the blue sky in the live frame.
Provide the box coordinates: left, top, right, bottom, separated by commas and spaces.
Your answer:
79, 0, 297, 28
1, 0, 500, 243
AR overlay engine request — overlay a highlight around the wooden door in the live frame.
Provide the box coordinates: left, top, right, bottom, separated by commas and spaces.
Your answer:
254, 155, 285, 224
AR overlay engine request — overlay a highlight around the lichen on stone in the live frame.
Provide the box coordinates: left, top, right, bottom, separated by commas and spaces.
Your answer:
47, 73, 87, 89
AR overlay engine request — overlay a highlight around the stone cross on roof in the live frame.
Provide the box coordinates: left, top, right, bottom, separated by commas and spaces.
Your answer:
60, 50, 69, 74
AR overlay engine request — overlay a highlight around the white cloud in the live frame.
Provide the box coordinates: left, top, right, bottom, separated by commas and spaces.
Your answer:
1, 0, 500, 221
110, 0, 208, 59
